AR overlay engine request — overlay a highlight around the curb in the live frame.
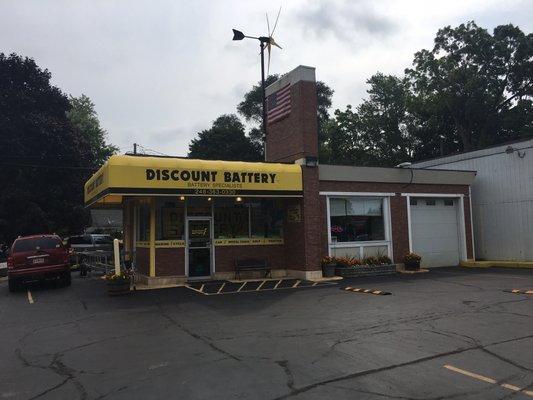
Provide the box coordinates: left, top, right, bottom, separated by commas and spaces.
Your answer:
460, 261, 533, 269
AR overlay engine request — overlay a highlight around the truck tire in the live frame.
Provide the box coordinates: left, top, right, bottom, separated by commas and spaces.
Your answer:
8, 277, 19, 292
63, 271, 72, 287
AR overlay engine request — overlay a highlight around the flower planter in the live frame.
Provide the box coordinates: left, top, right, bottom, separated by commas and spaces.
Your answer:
404, 260, 420, 271
322, 263, 336, 278
335, 264, 396, 278
107, 279, 131, 296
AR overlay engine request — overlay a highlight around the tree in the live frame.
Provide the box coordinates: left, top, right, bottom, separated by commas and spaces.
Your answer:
67, 94, 118, 166
237, 74, 334, 157
0, 53, 112, 243
406, 22, 533, 153
324, 74, 415, 166
188, 114, 262, 161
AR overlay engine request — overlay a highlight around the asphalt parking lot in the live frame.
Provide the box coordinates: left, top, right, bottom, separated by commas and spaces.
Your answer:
1, 267, 532, 400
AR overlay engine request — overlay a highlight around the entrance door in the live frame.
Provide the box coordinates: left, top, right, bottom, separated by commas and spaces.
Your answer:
187, 219, 212, 278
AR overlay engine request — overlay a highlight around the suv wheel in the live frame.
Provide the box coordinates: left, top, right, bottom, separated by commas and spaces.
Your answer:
63, 271, 71, 287
8, 278, 19, 292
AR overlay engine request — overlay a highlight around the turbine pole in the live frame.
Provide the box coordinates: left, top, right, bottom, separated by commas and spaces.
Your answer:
260, 40, 267, 161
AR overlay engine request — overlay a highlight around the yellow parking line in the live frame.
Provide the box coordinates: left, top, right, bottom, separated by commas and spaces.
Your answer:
444, 365, 533, 397
237, 282, 246, 292
292, 280, 301, 288
256, 280, 267, 291
273, 280, 282, 289
217, 283, 226, 294
444, 365, 496, 384
27, 290, 34, 304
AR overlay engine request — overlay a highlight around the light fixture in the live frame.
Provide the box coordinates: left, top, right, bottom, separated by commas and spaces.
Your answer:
179, 196, 185, 201
207, 197, 212, 202
236, 196, 243, 202
304, 156, 318, 167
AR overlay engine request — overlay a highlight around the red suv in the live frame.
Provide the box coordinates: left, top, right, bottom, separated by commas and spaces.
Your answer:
7, 234, 71, 292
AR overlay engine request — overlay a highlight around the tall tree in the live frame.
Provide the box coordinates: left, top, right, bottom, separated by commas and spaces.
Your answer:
406, 22, 533, 153
188, 114, 262, 161
324, 74, 415, 166
67, 94, 118, 166
0, 53, 112, 243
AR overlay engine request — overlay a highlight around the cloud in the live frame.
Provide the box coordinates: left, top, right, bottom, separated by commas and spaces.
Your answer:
295, 0, 396, 45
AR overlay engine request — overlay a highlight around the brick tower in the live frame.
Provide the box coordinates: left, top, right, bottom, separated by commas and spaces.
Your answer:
265, 66, 323, 279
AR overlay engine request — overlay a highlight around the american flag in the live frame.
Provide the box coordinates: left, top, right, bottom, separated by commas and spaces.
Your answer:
267, 84, 291, 125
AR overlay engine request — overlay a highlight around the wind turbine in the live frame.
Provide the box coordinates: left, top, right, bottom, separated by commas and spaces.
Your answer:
232, 7, 283, 161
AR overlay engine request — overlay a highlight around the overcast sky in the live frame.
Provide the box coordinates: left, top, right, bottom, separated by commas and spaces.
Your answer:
2, 0, 532, 156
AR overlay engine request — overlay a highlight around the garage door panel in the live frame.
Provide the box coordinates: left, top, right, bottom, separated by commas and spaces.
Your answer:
410, 198, 461, 267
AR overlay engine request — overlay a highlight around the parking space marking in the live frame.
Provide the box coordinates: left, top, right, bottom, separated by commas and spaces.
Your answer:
444, 365, 533, 397
27, 290, 34, 304
185, 279, 336, 296
217, 283, 226, 294
344, 286, 391, 296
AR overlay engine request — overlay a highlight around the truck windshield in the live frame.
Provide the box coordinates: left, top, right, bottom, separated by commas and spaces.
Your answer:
13, 237, 62, 253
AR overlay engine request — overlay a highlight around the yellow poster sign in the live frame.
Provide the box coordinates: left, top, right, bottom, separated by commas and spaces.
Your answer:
85, 155, 303, 206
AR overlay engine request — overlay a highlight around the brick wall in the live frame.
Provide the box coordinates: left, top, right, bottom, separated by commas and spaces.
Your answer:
266, 81, 318, 163
214, 245, 286, 272
155, 248, 185, 276
136, 247, 149, 275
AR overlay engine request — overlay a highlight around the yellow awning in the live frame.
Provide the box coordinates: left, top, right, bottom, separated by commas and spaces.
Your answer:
84, 155, 303, 206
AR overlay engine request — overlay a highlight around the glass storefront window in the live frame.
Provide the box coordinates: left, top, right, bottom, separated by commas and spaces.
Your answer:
138, 204, 150, 241
158, 200, 185, 240
250, 199, 283, 238
330, 197, 384, 242
214, 198, 249, 239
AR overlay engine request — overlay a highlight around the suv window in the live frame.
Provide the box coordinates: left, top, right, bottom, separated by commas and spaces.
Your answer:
13, 237, 62, 253
69, 235, 93, 245
93, 236, 112, 244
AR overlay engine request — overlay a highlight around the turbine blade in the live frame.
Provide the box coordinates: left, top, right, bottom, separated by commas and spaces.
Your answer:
270, 37, 282, 49
266, 12, 271, 36
272, 6, 282, 36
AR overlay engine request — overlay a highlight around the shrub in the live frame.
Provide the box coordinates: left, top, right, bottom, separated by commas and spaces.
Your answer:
378, 255, 392, 265
404, 252, 421, 262
321, 256, 336, 266
362, 256, 379, 266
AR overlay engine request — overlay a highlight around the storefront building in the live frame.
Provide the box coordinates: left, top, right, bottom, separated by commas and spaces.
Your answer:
84, 65, 476, 285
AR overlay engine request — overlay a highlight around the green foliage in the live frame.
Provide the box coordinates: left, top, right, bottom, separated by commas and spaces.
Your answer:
67, 95, 118, 166
324, 22, 533, 166
188, 114, 262, 161
0, 53, 115, 243
322, 74, 415, 166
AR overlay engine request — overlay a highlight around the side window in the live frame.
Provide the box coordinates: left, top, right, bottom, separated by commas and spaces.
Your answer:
409, 198, 417, 206
444, 199, 454, 206
425, 199, 436, 206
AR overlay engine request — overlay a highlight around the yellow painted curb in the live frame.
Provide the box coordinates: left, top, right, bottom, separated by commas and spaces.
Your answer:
460, 260, 533, 269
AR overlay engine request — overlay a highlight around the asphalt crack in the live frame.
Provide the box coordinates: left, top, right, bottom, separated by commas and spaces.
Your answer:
271, 334, 533, 399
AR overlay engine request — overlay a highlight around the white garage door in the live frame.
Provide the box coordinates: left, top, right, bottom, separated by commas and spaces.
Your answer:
410, 197, 461, 267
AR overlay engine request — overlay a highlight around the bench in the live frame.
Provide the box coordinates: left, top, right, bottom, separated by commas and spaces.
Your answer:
234, 258, 271, 280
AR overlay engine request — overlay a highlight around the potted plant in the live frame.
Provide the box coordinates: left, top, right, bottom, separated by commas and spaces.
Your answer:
403, 252, 421, 271
105, 270, 132, 296
321, 256, 337, 277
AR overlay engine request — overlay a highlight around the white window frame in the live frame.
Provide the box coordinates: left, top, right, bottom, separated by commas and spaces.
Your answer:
322, 193, 394, 260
